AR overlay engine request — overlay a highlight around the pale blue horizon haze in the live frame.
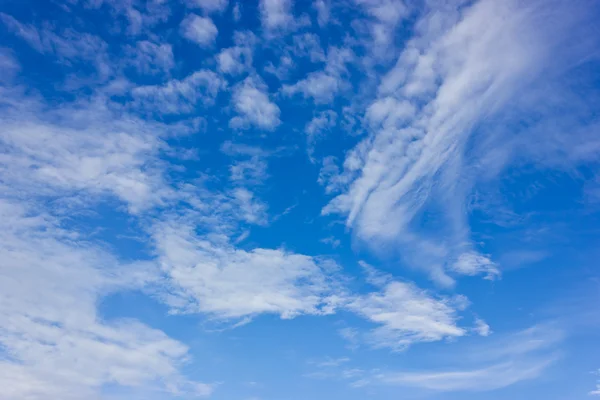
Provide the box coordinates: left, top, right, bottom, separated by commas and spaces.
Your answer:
1, 0, 600, 399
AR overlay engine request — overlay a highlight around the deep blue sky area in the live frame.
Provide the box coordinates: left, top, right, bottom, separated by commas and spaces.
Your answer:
1, 0, 600, 399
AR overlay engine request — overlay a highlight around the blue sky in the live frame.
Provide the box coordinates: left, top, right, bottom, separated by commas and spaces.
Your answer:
1, 0, 600, 399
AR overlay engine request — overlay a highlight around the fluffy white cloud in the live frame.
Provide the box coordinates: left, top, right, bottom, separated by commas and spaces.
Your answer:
0, 200, 212, 399
153, 220, 343, 320
132, 69, 225, 115
216, 31, 256, 75
0, 93, 173, 212
260, 0, 294, 33
180, 14, 218, 47
229, 76, 281, 130
451, 252, 500, 280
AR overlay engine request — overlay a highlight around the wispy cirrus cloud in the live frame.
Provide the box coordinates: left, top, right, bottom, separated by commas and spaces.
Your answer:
322, 0, 600, 286
375, 324, 564, 392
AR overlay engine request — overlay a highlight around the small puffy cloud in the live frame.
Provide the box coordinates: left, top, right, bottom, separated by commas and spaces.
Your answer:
180, 14, 218, 47
320, 236, 341, 248
306, 110, 337, 137
230, 77, 281, 131
313, 0, 330, 27
216, 31, 256, 75
451, 252, 500, 280
132, 70, 225, 114
283, 47, 353, 103
473, 318, 492, 337
233, 2, 242, 21
260, 0, 294, 34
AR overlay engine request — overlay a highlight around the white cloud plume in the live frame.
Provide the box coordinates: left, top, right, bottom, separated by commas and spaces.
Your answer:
180, 14, 218, 47
322, 0, 597, 285
375, 325, 563, 391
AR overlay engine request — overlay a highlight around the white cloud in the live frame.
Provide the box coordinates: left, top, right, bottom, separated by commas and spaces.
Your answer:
132, 69, 225, 115
378, 359, 555, 391
229, 76, 281, 131
127, 40, 174, 75
0, 93, 174, 212
0, 13, 110, 77
233, 2, 242, 21
185, 0, 229, 13
306, 110, 337, 160
180, 14, 218, 47
260, 0, 294, 34
312, 357, 351, 368
313, 0, 330, 27
306, 110, 337, 136
451, 252, 500, 280
473, 318, 491, 337
283, 46, 353, 103
375, 325, 563, 392
346, 266, 473, 350
216, 31, 257, 75
320, 236, 341, 248
0, 47, 19, 83
292, 33, 326, 62
353, 0, 408, 58
0, 199, 212, 399
591, 370, 600, 396
322, 0, 595, 285
152, 220, 343, 321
